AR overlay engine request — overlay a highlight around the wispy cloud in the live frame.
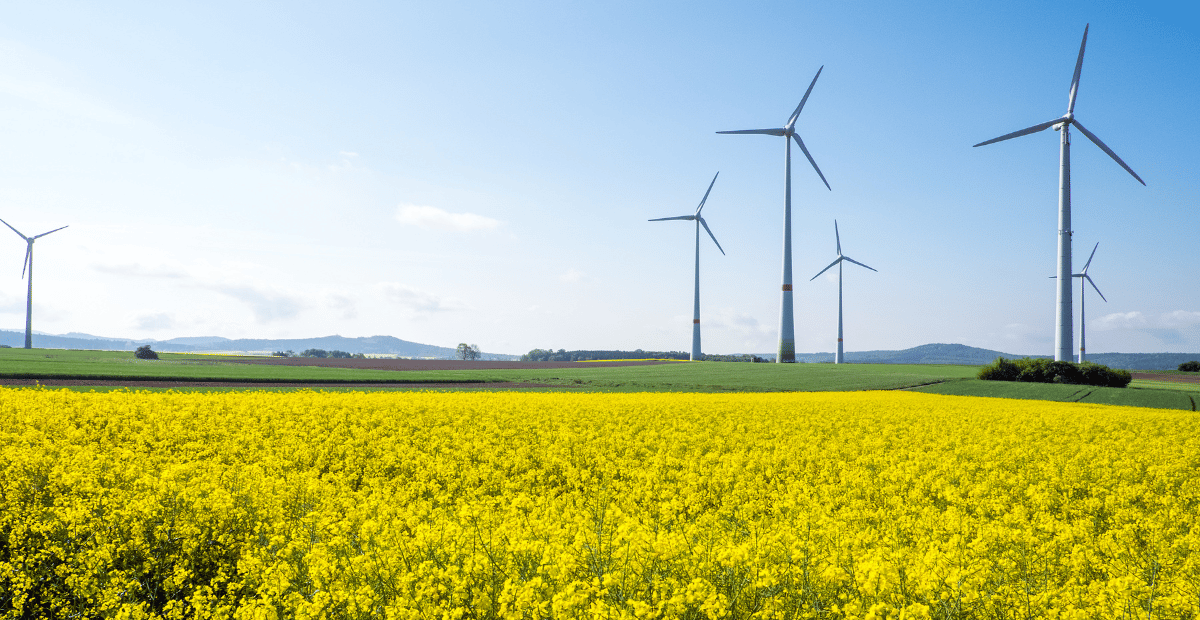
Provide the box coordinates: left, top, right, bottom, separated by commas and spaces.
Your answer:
0, 41, 135, 125
134, 312, 175, 331
1093, 310, 1200, 346
1160, 310, 1200, 328
559, 269, 586, 283
209, 285, 305, 323
0, 292, 23, 314
395, 204, 500, 232
329, 150, 359, 172
92, 261, 189, 279
378, 283, 467, 315
707, 310, 773, 337
325, 293, 357, 320
92, 259, 305, 324
1093, 311, 1148, 331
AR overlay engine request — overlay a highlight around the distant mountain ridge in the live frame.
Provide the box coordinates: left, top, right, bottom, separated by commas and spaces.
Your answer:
1, 333, 1194, 369
0, 331, 519, 361
782, 343, 1198, 370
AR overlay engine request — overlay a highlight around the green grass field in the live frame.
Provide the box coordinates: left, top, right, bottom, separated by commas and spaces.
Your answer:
0, 348, 1195, 409
909, 378, 1197, 410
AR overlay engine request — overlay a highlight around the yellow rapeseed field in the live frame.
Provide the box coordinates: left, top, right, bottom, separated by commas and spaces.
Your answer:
0, 388, 1196, 619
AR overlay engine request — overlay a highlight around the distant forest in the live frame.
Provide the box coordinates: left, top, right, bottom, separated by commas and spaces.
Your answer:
520, 349, 768, 362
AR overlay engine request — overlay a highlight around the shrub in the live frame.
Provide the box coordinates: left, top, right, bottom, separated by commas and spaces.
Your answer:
1106, 367, 1132, 388
272, 351, 291, 357
1179, 361, 1200, 372
978, 357, 1020, 381
980, 357, 1129, 388
134, 345, 158, 360
1047, 360, 1083, 384
329, 350, 353, 359
300, 349, 328, 358
1015, 358, 1052, 383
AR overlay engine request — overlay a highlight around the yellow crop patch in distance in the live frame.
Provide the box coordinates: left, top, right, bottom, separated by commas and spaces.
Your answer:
0, 388, 1196, 619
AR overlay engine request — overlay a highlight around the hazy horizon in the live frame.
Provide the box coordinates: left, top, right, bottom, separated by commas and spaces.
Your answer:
1, 1, 1196, 356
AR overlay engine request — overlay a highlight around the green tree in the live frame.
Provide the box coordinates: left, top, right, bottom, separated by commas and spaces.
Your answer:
456, 343, 481, 361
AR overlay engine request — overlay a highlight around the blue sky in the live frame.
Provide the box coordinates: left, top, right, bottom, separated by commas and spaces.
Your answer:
0, 0, 1195, 356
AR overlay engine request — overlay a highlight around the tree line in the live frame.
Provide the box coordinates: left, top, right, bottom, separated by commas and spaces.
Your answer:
273, 349, 366, 359
520, 349, 768, 363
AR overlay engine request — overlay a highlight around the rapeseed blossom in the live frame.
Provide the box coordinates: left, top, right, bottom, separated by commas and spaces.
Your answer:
0, 388, 1196, 619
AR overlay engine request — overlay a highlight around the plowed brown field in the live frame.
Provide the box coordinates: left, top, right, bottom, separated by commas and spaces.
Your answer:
221, 358, 680, 370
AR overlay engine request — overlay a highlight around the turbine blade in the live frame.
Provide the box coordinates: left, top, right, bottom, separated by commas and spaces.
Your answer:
716, 128, 787, 136
793, 134, 831, 191
21, 246, 29, 279
787, 65, 824, 129
1081, 241, 1099, 273
834, 220, 841, 256
1071, 119, 1146, 185
1085, 274, 1107, 302
1068, 24, 1089, 115
973, 118, 1064, 147
0, 218, 28, 241
648, 215, 695, 222
810, 257, 842, 281
698, 217, 725, 255
842, 256, 877, 272
695, 171, 719, 215
32, 225, 68, 239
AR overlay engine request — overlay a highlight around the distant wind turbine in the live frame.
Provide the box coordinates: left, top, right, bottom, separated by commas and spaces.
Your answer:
974, 24, 1143, 361
1052, 242, 1106, 363
809, 221, 876, 364
649, 172, 725, 361
718, 66, 830, 363
1, 218, 68, 349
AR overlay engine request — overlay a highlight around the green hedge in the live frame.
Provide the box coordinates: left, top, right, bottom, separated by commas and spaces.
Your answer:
978, 357, 1131, 388
1179, 361, 1200, 372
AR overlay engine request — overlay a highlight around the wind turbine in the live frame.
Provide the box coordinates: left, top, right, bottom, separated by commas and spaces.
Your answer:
718, 66, 830, 363
974, 24, 1143, 361
649, 172, 725, 361
1052, 242, 1106, 363
809, 221, 876, 364
1, 218, 68, 349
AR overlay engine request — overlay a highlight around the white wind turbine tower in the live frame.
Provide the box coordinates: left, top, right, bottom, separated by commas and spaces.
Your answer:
649, 172, 725, 361
974, 24, 1143, 361
718, 66, 830, 363
1, 218, 68, 350
1052, 242, 1106, 363
809, 221, 876, 364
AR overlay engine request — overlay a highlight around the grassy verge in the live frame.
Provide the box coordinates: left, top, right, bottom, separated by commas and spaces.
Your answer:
2, 349, 1197, 408
910, 378, 1197, 410
0, 349, 976, 391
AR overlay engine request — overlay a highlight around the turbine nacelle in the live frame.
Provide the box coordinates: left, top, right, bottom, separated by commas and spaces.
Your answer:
973, 24, 1144, 186
0, 216, 68, 350
810, 220, 876, 281
716, 65, 831, 191
648, 172, 725, 255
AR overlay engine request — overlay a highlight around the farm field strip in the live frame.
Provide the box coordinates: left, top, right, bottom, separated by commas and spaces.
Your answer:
912, 378, 1198, 410
0, 388, 1196, 618
0, 349, 980, 392
2, 349, 1196, 408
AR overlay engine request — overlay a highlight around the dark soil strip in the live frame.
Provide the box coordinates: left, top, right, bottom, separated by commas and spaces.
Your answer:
217, 358, 681, 371
0, 378, 566, 390
1131, 372, 1200, 384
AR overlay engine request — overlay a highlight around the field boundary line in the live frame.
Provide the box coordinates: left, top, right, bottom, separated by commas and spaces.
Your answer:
0, 373, 496, 385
